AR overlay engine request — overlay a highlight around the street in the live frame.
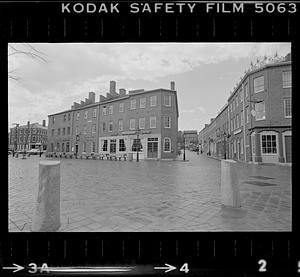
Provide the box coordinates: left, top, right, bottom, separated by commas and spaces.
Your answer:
8, 151, 291, 232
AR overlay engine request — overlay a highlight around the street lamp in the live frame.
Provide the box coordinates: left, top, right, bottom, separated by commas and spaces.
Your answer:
12, 123, 19, 157
222, 131, 230, 159
183, 135, 186, 161
136, 128, 141, 162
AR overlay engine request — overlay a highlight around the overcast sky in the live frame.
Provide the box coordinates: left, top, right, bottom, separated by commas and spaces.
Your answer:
8, 43, 290, 131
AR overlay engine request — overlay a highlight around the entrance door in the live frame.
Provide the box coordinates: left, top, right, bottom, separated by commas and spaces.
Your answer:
147, 138, 158, 158
75, 144, 78, 154
285, 136, 292, 162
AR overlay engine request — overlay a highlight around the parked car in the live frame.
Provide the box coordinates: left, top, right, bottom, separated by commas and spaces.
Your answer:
28, 149, 40, 155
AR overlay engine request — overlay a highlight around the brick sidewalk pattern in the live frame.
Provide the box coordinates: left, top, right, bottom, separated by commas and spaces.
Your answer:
8, 151, 291, 232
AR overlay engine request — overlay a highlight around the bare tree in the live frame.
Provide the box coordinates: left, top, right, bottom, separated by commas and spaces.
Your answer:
8, 43, 48, 81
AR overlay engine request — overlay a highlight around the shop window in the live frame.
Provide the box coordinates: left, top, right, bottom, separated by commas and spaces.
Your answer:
119, 139, 126, 152
261, 134, 277, 154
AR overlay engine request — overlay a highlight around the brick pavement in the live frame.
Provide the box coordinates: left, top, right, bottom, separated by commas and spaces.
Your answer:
8, 151, 291, 232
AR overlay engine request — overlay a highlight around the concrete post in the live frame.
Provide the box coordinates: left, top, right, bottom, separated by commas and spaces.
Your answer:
33, 161, 61, 232
221, 159, 241, 208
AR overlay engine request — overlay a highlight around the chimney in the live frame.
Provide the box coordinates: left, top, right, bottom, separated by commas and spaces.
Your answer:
170, 81, 175, 90
99, 95, 106, 102
89, 92, 95, 103
119, 88, 126, 96
85, 98, 89, 104
42, 120, 46, 127
210, 118, 214, 123
110, 81, 116, 94
73, 102, 80, 108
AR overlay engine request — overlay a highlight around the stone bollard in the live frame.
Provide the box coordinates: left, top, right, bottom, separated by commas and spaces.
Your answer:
221, 159, 241, 208
33, 161, 61, 232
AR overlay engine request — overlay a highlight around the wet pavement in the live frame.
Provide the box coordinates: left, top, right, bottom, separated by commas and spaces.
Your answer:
8, 151, 292, 232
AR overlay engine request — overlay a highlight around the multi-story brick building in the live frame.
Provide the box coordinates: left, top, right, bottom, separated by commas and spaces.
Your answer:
47, 81, 179, 160
9, 121, 48, 151
199, 53, 292, 164
183, 130, 198, 147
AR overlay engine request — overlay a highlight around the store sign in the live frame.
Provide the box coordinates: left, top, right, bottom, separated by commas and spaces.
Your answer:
233, 128, 242, 135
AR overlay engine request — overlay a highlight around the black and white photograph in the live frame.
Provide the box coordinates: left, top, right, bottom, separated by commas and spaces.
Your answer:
8, 42, 292, 232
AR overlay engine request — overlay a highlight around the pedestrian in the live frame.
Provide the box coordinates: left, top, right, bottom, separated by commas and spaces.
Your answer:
39, 150, 42, 157
12, 149, 15, 157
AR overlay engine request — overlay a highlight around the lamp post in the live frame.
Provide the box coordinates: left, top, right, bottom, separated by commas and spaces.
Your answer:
12, 123, 19, 157
183, 135, 186, 161
222, 131, 230, 159
136, 128, 141, 162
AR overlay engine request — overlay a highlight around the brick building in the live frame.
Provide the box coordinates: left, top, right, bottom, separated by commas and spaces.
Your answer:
199, 53, 292, 164
47, 81, 179, 160
183, 130, 198, 147
9, 121, 48, 151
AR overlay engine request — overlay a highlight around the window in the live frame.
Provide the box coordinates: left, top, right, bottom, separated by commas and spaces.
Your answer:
255, 102, 266, 121
84, 110, 88, 119
61, 143, 65, 152
240, 111, 244, 126
56, 143, 60, 152
119, 139, 126, 152
102, 122, 106, 132
140, 98, 146, 108
129, 119, 135, 130
119, 103, 124, 112
93, 109, 97, 118
51, 143, 54, 152
164, 137, 171, 152
63, 128, 65, 136
164, 116, 171, 128
240, 89, 243, 103
118, 120, 123, 131
244, 82, 249, 97
234, 140, 237, 153
76, 112, 80, 120
92, 124, 96, 133
150, 95, 157, 107
92, 141, 96, 153
52, 117, 55, 124
262, 134, 277, 154
246, 107, 250, 123
236, 115, 239, 129
102, 106, 107, 115
130, 99, 136, 110
67, 126, 70, 135
109, 105, 113, 114
83, 125, 87, 134
284, 98, 292, 118
139, 118, 145, 129
110, 139, 116, 153
150, 116, 156, 128
75, 126, 79, 135
102, 140, 108, 151
66, 142, 70, 152
63, 114, 66, 122
83, 142, 86, 152
254, 75, 264, 93
68, 113, 71, 121
164, 95, 171, 106
51, 129, 54, 136
132, 138, 142, 152
236, 96, 238, 107
57, 128, 60, 136
282, 71, 291, 88
109, 122, 113, 132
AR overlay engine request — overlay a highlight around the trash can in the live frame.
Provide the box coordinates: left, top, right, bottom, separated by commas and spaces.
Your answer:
128, 153, 133, 161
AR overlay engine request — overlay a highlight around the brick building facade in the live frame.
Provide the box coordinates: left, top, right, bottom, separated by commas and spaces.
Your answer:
47, 81, 179, 160
199, 53, 292, 164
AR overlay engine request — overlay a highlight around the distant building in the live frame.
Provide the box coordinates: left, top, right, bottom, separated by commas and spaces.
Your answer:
199, 53, 292, 164
183, 130, 198, 147
9, 120, 48, 151
47, 81, 179, 160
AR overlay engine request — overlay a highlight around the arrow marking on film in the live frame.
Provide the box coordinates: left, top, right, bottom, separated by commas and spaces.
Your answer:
3, 263, 25, 273
154, 263, 176, 273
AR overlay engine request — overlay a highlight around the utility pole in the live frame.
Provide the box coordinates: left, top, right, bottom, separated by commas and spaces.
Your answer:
136, 128, 140, 162
183, 135, 186, 161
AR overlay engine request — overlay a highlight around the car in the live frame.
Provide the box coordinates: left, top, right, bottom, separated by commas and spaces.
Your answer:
28, 149, 40, 155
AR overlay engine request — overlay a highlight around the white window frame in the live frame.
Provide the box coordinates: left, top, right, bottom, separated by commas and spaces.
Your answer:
129, 119, 136, 130
163, 137, 171, 152
76, 112, 80, 120
140, 98, 146, 108
150, 116, 156, 128
109, 105, 113, 115
254, 75, 265, 93
240, 111, 244, 126
102, 107, 107, 115
284, 98, 292, 118
139, 117, 145, 129
118, 119, 123, 131
119, 103, 124, 112
282, 70, 292, 88
164, 95, 171, 107
93, 108, 97, 118
108, 121, 113, 132
150, 95, 157, 107
260, 131, 278, 155
164, 116, 171, 128
130, 99, 136, 110
255, 101, 266, 121
244, 82, 249, 97
84, 110, 88, 119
